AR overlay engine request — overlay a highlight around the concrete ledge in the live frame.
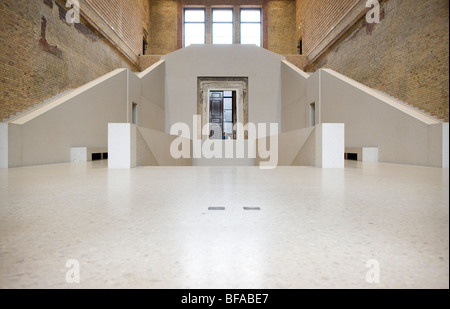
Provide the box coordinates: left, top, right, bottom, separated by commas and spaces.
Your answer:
345, 147, 379, 162
71, 147, 108, 162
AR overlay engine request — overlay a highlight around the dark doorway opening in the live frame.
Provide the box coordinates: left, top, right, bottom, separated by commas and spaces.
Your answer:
209, 90, 237, 139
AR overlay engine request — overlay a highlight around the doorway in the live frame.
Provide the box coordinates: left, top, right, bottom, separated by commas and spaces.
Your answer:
209, 90, 237, 139
198, 77, 248, 140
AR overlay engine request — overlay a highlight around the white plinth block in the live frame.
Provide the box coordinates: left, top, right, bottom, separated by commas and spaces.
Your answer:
108, 123, 136, 169
316, 123, 345, 168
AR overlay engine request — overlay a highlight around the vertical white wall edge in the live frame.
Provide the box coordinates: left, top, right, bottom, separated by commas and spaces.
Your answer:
316, 123, 345, 168
0, 123, 8, 169
443, 123, 449, 168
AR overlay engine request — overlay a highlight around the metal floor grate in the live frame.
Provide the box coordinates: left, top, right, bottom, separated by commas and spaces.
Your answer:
243, 207, 261, 211
208, 207, 226, 211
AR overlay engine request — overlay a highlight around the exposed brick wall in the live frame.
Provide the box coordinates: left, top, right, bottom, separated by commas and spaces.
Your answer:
139, 55, 163, 70
267, 0, 297, 55
284, 55, 308, 70
149, 0, 178, 55
0, 0, 137, 121
307, 0, 449, 122
85, 0, 150, 56
296, 0, 358, 55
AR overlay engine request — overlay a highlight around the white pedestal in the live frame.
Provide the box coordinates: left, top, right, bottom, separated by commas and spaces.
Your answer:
108, 123, 136, 169
316, 123, 345, 168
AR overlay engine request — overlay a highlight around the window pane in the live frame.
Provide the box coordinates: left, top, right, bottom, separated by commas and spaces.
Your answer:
211, 100, 221, 116
213, 9, 233, 22
224, 110, 232, 122
185, 10, 205, 22
223, 98, 232, 109
213, 23, 233, 44
185, 23, 205, 46
223, 91, 233, 97
241, 23, 261, 46
241, 10, 261, 22
224, 123, 233, 134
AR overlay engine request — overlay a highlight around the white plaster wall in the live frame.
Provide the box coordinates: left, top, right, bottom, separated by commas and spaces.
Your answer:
163, 45, 284, 136
0, 123, 7, 168
128, 71, 142, 124
7, 124, 22, 168
320, 69, 443, 167
138, 60, 165, 131
306, 70, 320, 127
138, 126, 192, 166
429, 123, 450, 168
8, 69, 128, 167
443, 123, 449, 169
274, 127, 314, 166
293, 129, 316, 166
136, 128, 159, 166
281, 61, 308, 132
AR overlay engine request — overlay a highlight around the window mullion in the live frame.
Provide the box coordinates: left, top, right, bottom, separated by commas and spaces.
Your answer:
234, 6, 240, 44
205, 7, 212, 45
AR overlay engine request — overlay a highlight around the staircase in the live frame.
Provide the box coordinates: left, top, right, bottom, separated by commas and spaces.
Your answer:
373, 88, 445, 123
2, 89, 73, 123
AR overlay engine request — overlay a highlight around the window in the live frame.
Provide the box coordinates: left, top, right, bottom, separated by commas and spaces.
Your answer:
240, 9, 262, 47
184, 9, 205, 47
143, 36, 148, 55
298, 39, 303, 55
143, 28, 148, 55
222, 91, 234, 138
182, 6, 264, 47
212, 9, 233, 44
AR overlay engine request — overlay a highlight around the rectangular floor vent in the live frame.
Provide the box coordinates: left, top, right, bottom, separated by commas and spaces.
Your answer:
209, 207, 226, 211
244, 207, 261, 211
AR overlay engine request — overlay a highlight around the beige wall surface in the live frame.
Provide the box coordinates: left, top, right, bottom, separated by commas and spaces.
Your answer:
163, 45, 284, 137
8, 69, 128, 167
320, 69, 444, 167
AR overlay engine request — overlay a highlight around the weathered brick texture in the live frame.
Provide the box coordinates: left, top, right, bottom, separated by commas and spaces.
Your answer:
86, 0, 150, 56
296, 0, 359, 55
307, 0, 449, 121
267, 0, 297, 55
149, 0, 178, 55
0, 0, 137, 121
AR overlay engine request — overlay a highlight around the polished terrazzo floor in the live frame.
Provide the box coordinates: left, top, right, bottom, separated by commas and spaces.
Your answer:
0, 161, 448, 289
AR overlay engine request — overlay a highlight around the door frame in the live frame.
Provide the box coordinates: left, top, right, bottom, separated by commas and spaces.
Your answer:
198, 78, 248, 140
207, 88, 239, 139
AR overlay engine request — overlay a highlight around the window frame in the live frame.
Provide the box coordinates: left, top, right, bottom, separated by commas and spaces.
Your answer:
239, 8, 262, 47
211, 8, 234, 45
183, 8, 206, 47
